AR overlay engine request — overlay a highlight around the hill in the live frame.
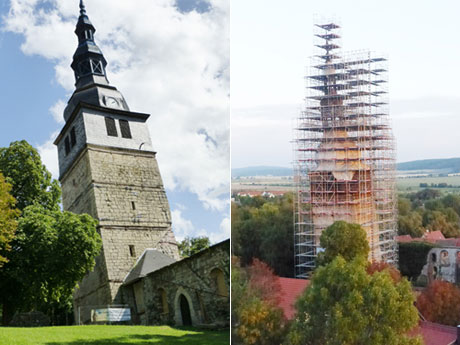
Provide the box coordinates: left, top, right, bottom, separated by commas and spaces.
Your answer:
233, 158, 460, 178
397, 158, 460, 173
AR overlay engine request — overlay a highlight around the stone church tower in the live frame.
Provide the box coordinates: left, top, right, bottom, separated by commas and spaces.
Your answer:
54, 1, 180, 319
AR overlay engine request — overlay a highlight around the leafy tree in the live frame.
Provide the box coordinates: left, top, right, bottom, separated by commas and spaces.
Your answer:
398, 211, 424, 238
367, 261, 401, 283
232, 258, 287, 345
237, 297, 286, 345
247, 258, 283, 306
232, 193, 294, 277
289, 256, 421, 345
441, 194, 460, 216
0, 141, 101, 325
411, 188, 441, 201
178, 236, 210, 258
417, 280, 460, 326
0, 205, 101, 324
317, 221, 369, 266
398, 197, 412, 216
0, 140, 60, 211
0, 173, 20, 267
425, 210, 460, 238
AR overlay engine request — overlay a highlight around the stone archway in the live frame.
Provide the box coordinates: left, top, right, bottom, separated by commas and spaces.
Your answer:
179, 294, 192, 326
173, 287, 198, 326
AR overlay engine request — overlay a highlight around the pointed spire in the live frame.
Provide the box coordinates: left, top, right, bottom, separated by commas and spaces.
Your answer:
79, 0, 86, 16
71, 0, 109, 90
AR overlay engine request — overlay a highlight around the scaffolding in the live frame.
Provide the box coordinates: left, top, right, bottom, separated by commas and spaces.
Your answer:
294, 23, 397, 278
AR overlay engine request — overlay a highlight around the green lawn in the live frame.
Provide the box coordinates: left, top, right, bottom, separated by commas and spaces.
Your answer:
0, 325, 229, 345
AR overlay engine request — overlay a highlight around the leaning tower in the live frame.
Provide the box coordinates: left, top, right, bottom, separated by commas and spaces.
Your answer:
294, 23, 397, 278
54, 1, 180, 319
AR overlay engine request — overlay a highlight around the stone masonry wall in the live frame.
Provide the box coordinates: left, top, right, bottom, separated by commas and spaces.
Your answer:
136, 240, 230, 326
61, 144, 179, 323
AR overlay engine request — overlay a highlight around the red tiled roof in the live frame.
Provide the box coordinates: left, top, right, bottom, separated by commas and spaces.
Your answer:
397, 235, 413, 243
423, 231, 445, 243
437, 238, 460, 247
277, 277, 309, 319
411, 321, 457, 345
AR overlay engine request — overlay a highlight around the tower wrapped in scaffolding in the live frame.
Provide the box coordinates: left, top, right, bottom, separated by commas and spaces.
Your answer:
294, 23, 397, 278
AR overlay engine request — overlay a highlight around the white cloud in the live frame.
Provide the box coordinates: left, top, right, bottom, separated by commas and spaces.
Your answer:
171, 209, 194, 242
3, 0, 229, 211
49, 99, 66, 124
36, 131, 59, 178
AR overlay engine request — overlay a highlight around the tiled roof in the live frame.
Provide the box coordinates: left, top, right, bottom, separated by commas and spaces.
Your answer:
397, 235, 413, 243
423, 231, 446, 243
412, 321, 457, 345
277, 277, 309, 319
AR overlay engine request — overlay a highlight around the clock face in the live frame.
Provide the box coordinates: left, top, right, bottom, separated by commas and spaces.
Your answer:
104, 96, 120, 109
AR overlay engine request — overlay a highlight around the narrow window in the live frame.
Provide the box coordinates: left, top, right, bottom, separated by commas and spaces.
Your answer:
70, 127, 77, 147
105, 117, 118, 137
64, 136, 70, 156
129, 245, 136, 257
131, 201, 136, 210
119, 120, 132, 139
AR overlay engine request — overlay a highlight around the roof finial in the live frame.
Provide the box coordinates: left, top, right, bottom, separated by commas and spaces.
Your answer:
80, 0, 86, 15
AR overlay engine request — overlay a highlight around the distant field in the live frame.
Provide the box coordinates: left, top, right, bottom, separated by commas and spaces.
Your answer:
232, 175, 460, 194
397, 175, 460, 192
0, 325, 229, 345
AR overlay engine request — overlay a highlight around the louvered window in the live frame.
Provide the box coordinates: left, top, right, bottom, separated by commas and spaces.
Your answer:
119, 119, 132, 139
105, 117, 118, 137
64, 136, 70, 156
70, 127, 77, 147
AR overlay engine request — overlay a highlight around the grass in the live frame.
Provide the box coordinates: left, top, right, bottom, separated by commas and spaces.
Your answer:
0, 325, 229, 345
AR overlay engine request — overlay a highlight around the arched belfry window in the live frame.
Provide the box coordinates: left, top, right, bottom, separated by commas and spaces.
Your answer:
210, 268, 228, 297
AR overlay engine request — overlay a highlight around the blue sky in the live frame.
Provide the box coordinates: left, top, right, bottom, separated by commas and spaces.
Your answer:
0, 0, 229, 244
231, 0, 460, 168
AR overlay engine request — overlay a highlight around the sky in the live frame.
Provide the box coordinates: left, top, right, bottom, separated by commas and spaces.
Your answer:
231, 0, 460, 168
0, 0, 229, 244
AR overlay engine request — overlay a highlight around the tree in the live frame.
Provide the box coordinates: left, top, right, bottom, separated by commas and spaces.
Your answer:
317, 221, 369, 266
398, 211, 424, 238
232, 258, 287, 345
247, 258, 283, 306
417, 280, 460, 326
178, 236, 211, 258
289, 256, 422, 345
231, 193, 294, 278
0, 140, 60, 211
0, 205, 101, 324
425, 210, 460, 238
0, 173, 20, 267
0, 141, 101, 325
